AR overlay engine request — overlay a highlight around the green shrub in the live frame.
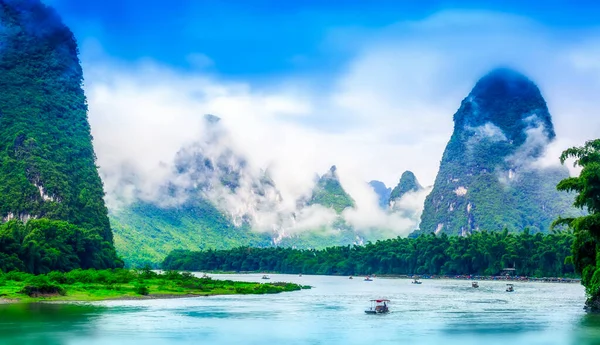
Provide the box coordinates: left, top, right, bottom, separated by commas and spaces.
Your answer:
134, 284, 149, 295
4, 271, 31, 282
47, 271, 68, 284
20, 276, 65, 297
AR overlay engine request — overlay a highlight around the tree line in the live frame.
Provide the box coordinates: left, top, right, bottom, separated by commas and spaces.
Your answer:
0, 219, 122, 274
162, 229, 575, 278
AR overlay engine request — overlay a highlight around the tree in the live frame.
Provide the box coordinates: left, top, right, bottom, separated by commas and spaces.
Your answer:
554, 139, 600, 311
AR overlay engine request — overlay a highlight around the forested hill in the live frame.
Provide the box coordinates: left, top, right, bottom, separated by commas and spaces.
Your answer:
308, 165, 355, 213
419, 68, 576, 235
0, 0, 122, 272
162, 230, 575, 278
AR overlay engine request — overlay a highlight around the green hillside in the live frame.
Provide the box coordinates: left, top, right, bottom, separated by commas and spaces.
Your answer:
389, 171, 423, 204
111, 201, 272, 268
309, 166, 355, 213
0, 0, 121, 272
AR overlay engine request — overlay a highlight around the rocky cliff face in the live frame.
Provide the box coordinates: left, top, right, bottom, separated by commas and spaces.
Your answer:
419, 68, 575, 235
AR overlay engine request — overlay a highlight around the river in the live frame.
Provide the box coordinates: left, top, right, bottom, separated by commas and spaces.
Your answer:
1, 273, 599, 345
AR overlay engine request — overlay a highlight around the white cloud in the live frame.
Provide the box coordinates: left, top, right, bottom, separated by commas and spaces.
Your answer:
84, 10, 600, 237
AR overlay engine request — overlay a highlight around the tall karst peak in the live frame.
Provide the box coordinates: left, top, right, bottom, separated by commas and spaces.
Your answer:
455, 67, 555, 146
0, 0, 122, 270
418, 68, 575, 236
389, 171, 423, 206
309, 165, 354, 213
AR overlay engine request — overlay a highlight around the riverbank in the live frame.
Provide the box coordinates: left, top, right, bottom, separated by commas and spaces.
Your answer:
0, 269, 309, 303
193, 270, 581, 284
375, 274, 581, 283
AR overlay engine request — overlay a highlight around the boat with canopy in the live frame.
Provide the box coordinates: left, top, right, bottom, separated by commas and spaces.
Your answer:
365, 299, 390, 314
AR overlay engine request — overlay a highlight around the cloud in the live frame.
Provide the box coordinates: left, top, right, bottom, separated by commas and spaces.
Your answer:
84, 9, 600, 237
186, 53, 215, 70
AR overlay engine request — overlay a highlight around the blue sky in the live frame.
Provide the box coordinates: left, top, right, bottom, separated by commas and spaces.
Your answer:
48, 0, 600, 79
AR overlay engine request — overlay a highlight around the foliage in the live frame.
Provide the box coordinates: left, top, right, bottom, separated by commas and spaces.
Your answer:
163, 230, 575, 278
420, 68, 577, 235
110, 200, 272, 268
0, 269, 307, 302
554, 139, 600, 310
388, 171, 422, 204
0, 1, 121, 268
308, 166, 355, 213
134, 284, 149, 296
111, 201, 370, 267
0, 219, 122, 274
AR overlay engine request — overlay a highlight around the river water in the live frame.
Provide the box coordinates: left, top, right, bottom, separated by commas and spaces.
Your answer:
1, 273, 599, 345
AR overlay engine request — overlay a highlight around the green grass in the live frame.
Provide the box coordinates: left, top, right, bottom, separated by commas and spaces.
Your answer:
0, 269, 309, 303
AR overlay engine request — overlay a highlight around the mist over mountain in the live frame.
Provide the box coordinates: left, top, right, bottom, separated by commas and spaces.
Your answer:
389, 171, 423, 208
419, 68, 576, 235
110, 115, 426, 265
308, 166, 355, 213
369, 180, 391, 209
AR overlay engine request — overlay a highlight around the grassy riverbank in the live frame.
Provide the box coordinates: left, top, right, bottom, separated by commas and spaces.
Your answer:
0, 269, 309, 303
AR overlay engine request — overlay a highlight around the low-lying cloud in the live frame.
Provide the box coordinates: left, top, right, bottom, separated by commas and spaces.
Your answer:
84, 10, 600, 238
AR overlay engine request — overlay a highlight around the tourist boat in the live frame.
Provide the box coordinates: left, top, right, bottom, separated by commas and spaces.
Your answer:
365, 299, 390, 314
472, 282, 479, 288
299, 274, 302, 277
364, 276, 373, 281
412, 279, 422, 284
506, 284, 514, 292
349, 276, 353, 279
261, 275, 270, 280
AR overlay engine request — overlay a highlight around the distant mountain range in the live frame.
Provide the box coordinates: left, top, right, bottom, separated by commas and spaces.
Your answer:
110, 68, 581, 266
110, 115, 425, 266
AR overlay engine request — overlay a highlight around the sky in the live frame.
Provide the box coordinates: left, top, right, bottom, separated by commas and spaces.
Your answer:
40, 0, 600, 234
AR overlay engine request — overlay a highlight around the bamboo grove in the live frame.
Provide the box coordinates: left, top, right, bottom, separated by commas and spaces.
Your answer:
163, 230, 575, 278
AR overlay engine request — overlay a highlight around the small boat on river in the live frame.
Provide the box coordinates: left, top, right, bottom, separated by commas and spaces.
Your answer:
506, 284, 514, 292
261, 275, 270, 280
472, 282, 479, 288
365, 299, 390, 314
364, 276, 373, 281
349, 276, 353, 279
412, 279, 422, 284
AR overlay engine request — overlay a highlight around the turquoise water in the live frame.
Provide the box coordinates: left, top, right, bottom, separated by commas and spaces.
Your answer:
1, 274, 599, 345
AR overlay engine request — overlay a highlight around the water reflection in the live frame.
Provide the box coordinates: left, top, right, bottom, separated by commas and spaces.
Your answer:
573, 313, 600, 345
0, 303, 107, 345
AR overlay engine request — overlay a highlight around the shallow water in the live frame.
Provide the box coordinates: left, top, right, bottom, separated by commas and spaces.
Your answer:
1, 274, 599, 345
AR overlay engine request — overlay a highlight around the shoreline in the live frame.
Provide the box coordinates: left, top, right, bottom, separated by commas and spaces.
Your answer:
197, 271, 581, 284
0, 291, 277, 304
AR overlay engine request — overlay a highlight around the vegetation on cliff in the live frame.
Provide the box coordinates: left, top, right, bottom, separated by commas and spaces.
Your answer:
0, 0, 121, 270
420, 68, 576, 235
308, 166, 355, 213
